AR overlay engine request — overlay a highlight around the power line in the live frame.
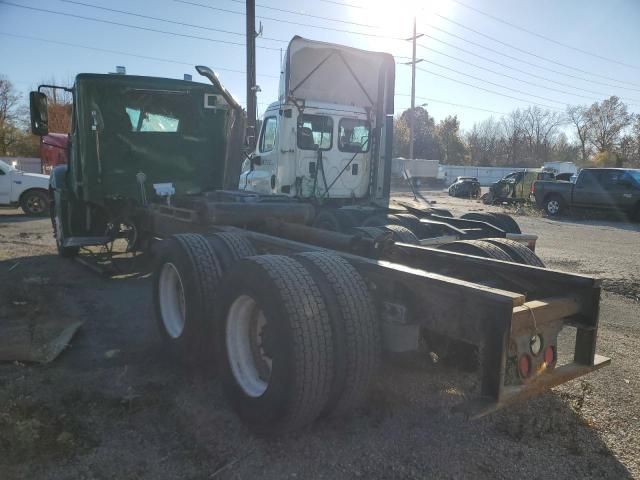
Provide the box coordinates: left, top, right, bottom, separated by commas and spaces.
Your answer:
175, 0, 402, 40
415, 67, 562, 111
450, 0, 640, 71
225, 0, 379, 29
417, 40, 639, 102
431, 15, 640, 88
59, 0, 287, 44
417, 32, 640, 94
0, 1, 282, 51
318, 0, 364, 8
318, 0, 640, 75
414, 61, 566, 106
416, 44, 640, 106
396, 93, 507, 115
0, 31, 280, 79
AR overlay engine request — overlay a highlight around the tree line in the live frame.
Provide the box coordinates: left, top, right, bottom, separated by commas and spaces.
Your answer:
394, 96, 640, 168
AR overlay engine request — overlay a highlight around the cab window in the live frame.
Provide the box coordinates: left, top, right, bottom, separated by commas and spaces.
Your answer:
259, 116, 277, 153
297, 114, 332, 151
338, 118, 370, 153
123, 91, 188, 133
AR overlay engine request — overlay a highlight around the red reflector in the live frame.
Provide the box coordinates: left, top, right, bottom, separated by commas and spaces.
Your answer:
518, 354, 532, 378
544, 345, 556, 365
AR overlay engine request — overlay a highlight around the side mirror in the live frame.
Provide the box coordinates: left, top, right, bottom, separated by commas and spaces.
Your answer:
30, 91, 49, 136
251, 154, 262, 166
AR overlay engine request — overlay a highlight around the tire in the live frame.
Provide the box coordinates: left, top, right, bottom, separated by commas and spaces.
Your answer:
483, 238, 545, 267
438, 239, 513, 261
206, 232, 257, 270
217, 255, 334, 433
460, 212, 506, 232
382, 224, 420, 244
392, 213, 423, 235
50, 198, 78, 258
295, 252, 380, 416
153, 234, 223, 364
543, 194, 564, 216
21, 189, 49, 216
487, 213, 521, 234
312, 209, 360, 233
362, 213, 397, 228
350, 226, 389, 240
362, 213, 415, 230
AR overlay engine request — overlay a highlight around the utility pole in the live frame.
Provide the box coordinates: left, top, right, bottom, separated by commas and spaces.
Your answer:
405, 17, 423, 160
246, 0, 257, 148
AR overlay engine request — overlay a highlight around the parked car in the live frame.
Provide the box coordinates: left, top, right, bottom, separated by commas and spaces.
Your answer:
532, 168, 640, 219
0, 159, 50, 216
448, 176, 481, 198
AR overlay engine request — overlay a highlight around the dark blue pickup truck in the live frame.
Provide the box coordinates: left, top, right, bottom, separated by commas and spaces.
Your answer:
532, 168, 640, 219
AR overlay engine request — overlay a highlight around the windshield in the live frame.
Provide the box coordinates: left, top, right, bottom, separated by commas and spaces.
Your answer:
0, 160, 15, 172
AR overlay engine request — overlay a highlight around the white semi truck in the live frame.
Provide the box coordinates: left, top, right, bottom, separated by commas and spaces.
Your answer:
239, 37, 532, 246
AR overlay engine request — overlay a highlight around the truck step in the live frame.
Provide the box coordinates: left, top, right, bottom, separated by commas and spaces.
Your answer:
63, 236, 111, 247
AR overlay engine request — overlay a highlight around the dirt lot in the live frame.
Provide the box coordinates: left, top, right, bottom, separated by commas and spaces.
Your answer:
0, 197, 638, 480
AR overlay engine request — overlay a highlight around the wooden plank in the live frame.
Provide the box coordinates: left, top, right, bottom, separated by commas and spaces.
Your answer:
511, 296, 582, 336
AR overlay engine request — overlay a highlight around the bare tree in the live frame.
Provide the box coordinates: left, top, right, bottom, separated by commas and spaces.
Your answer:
521, 106, 564, 165
566, 105, 592, 164
0, 75, 27, 155
633, 117, 640, 167
501, 109, 526, 166
466, 117, 503, 165
586, 96, 632, 154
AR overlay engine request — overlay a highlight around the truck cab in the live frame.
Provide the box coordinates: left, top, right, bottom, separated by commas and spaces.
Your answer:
241, 101, 372, 200
29, 68, 244, 254
239, 36, 395, 207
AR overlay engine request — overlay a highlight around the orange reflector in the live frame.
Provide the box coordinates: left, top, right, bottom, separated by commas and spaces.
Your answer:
518, 354, 532, 378
544, 345, 556, 365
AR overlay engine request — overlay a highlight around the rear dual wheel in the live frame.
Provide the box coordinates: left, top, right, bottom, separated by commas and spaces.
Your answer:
154, 234, 224, 364
154, 234, 379, 432
154, 232, 257, 363
218, 253, 379, 432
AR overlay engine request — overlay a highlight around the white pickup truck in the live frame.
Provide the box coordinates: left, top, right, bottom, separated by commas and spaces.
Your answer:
0, 160, 50, 216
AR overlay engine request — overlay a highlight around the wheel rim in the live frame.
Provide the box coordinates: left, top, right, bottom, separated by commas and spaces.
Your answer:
158, 262, 186, 339
547, 200, 559, 214
26, 194, 45, 214
226, 294, 272, 398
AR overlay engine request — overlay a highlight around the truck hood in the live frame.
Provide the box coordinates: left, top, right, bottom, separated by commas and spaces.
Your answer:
12, 170, 50, 187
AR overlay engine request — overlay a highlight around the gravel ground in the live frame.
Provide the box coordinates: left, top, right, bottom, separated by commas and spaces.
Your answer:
0, 199, 638, 480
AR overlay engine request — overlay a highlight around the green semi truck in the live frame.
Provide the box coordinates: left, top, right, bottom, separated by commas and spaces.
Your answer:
29, 39, 609, 433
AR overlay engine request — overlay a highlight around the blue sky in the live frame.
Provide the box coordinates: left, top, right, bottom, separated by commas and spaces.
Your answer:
1, 0, 639, 133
